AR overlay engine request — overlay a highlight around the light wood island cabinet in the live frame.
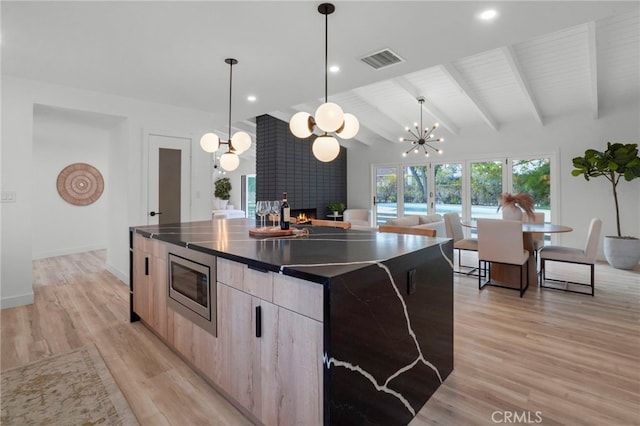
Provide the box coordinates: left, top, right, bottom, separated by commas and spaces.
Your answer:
132, 233, 167, 339
133, 235, 323, 425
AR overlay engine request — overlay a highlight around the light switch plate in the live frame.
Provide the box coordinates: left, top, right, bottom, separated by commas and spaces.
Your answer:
1, 191, 17, 203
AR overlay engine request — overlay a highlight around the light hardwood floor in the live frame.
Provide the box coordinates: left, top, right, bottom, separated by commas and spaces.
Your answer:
2, 250, 639, 425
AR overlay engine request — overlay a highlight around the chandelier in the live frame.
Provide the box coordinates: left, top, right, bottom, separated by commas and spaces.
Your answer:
200, 58, 252, 171
289, 3, 359, 163
401, 97, 443, 157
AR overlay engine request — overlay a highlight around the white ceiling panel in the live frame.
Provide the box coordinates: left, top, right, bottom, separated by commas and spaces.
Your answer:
597, 10, 640, 109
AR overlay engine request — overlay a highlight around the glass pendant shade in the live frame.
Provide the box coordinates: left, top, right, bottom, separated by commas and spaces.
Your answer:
231, 131, 251, 153
289, 112, 313, 138
312, 135, 340, 162
336, 113, 359, 139
315, 102, 344, 132
220, 152, 240, 171
200, 133, 220, 153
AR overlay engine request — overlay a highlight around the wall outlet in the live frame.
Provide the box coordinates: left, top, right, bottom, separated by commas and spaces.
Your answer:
407, 268, 416, 295
1, 191, 16, 203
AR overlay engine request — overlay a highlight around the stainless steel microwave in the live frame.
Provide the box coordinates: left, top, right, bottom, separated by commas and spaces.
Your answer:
167, 245, 217, 336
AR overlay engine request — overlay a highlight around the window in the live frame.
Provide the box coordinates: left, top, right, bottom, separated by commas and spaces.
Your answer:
371, 153, 556, 229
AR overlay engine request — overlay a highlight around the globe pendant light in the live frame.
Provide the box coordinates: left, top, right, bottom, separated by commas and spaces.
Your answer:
200, 58, 252, 171
289, 3, 359, 163
400, 97, 444, 157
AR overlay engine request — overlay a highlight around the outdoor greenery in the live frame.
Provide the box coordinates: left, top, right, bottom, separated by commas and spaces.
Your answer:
572, 142, 640, 237
214, 177, 232, 200
376, 159, 551, 207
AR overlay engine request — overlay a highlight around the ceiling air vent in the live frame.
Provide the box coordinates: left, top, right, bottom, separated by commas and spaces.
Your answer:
360, 49, 404, 70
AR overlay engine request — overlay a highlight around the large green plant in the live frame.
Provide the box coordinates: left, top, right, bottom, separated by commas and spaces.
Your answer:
572, 142, 640, 237
214, 177, 232, 200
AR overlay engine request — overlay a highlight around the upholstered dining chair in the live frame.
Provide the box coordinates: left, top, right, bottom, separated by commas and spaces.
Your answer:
310, 219, 352, 229
539, 218, 602, 296
477, 219, 530, 298
524, 211, 545, 261
443, 213, 480, 275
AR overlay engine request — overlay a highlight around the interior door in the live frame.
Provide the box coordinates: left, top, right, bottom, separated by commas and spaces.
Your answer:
148, 134, 191, 225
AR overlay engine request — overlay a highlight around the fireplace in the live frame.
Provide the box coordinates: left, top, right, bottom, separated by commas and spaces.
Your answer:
290, 208, 317, 224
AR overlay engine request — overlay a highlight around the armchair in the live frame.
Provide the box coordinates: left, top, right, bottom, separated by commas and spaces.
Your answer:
343, 209, 372, 229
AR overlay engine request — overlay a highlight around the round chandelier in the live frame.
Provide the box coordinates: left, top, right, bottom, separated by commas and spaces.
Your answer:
200, 58, 252, 171
289, 3, 359, 163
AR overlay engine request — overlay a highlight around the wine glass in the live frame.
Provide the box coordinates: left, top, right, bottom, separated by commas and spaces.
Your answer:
270, 200, 281, 229
256, 201, 269, 228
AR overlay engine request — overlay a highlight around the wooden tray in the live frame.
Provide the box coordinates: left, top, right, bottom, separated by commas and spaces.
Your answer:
249, 227, 296, 238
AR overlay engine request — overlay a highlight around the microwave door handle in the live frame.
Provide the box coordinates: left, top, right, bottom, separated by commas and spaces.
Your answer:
255, 305, 262, 338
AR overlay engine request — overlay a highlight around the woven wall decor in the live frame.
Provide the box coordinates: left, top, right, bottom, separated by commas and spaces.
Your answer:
56, 163, 104, 206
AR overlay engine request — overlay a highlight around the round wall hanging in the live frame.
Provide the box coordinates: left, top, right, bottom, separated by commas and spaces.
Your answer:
56, 163, 104, 206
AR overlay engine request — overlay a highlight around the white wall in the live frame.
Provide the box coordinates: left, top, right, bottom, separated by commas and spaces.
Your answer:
347, 106, 640, 258
1, 76, 220, 308
224, 156, 256, 214
32, 107, 112, 258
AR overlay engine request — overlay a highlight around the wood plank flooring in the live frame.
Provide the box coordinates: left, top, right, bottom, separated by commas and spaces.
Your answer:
2, 250, 639, 425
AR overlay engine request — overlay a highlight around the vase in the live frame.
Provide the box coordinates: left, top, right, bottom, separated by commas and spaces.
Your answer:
501, 204, 523, 221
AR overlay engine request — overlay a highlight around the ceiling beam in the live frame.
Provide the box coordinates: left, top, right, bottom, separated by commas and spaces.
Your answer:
501, 46, 544, 126
439, 63, 499, 131
392, 76, 460, 135
587, 21, 599, 119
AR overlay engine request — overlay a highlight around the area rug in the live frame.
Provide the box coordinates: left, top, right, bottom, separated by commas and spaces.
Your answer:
1, 344, 139, 425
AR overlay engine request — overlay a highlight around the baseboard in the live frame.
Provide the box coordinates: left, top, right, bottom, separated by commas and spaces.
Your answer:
105, 263, 128, 285
1, 292, 35, 309
32, 244, 107, 260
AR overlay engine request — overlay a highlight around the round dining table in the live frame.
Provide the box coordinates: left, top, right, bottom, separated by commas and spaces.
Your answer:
461, 220, 573, 287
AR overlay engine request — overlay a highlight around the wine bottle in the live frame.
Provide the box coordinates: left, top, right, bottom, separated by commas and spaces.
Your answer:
280, 192, 290, 230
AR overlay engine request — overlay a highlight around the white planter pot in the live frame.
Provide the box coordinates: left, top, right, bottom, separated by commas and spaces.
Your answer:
603, 236, 640, 270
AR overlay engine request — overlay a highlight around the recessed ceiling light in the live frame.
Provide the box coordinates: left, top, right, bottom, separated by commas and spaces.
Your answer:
479, 9, 498, 21
247, 95, 257, 102
329, 65, 340, 73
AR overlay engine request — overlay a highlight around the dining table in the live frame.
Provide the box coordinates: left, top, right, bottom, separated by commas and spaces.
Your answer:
462, 220, 573, 288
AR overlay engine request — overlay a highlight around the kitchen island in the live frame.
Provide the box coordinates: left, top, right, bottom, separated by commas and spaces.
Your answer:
129, 219, 453, 426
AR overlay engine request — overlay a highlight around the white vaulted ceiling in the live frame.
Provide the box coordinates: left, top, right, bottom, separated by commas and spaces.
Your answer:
2, 1, 639, 157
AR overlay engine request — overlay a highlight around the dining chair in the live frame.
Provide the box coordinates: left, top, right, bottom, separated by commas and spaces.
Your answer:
443, 213, 480, 275
524, 211, 545, 262
310, 219, 352, 229
477, 219, 530, 298
539, 218, 602, 296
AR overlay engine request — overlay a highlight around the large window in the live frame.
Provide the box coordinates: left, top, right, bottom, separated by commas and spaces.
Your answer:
512, 157, 551, 223
434, 163, 462, 216
371, 154, 555, 227
242, 174, 256, 218
404, 165, 428, 216
374, 166, 398, 225
470, 160, 503, 220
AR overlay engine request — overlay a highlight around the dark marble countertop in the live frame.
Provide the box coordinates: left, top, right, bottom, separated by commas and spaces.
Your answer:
131, 219, 449, 283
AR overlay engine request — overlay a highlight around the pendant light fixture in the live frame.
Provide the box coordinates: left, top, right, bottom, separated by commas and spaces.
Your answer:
289, 3, 359, 163
401, 97, 444, 157
200, 58, 252, 171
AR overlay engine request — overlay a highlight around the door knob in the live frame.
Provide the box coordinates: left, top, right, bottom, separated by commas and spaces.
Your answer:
149, 211, 162, 217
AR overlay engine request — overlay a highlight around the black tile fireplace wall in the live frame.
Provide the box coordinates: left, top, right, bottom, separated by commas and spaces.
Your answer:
256, 114, 347, 217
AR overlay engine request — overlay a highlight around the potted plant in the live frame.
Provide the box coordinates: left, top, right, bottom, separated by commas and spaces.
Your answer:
497, 192, 535, 221
572, 142, 640, 269
214, 177, 232, 210
327, 202, 346, 217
